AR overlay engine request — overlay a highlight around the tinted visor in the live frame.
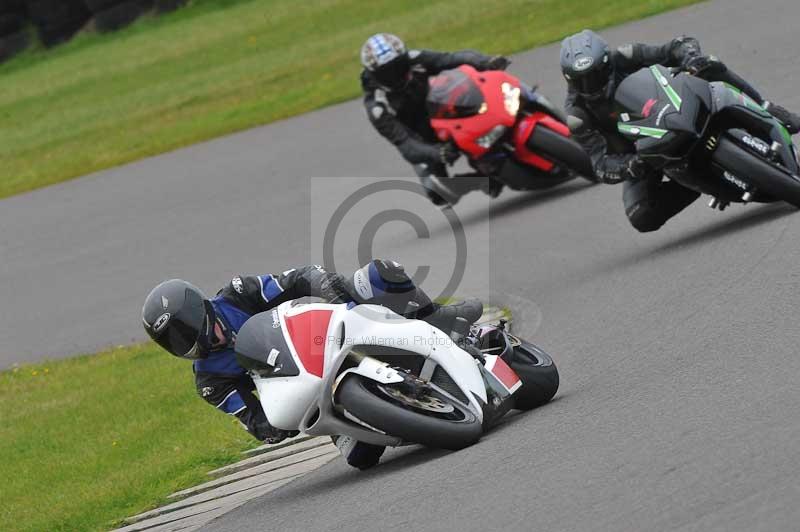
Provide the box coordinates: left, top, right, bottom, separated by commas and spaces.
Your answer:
153, 290, 208, 358
373, 54, 410, 90
573, 62, 611, 98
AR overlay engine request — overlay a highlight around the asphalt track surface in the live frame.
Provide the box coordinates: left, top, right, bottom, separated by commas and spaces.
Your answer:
3, 0, 800, 529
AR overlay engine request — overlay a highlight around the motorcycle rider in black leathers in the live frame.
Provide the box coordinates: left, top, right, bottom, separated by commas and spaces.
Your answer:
560, 30, 800, 232
142, 259, 483, 470
360, 33, 511, 206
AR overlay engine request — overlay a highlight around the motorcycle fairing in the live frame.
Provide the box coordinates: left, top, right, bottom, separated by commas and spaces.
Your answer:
244, 302, 490, 447
483, 355, 522, 394
283, 309, 333, 378
709, 82, 799, 173
234, 310, 299, 376
429, 65, 519, 159
615, 65, 711, 159
512, 112, 570, 171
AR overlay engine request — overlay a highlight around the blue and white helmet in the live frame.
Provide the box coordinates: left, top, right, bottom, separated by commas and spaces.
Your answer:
361, 33, 410, 89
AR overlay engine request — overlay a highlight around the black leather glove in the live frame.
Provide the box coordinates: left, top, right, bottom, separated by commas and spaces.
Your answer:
669, 36, 702, 65
439, 142, 461, 165
764, 102, 800, 134
320, 273, 353, 304
487, 55, 511, 71
683, 54, 723, 76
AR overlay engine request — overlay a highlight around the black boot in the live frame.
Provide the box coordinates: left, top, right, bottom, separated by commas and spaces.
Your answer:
419, 173, 463, 206
332, 435, 385, 470
424, 298, 484, 334
764, 102, 800, 134
482, 178, 504, 198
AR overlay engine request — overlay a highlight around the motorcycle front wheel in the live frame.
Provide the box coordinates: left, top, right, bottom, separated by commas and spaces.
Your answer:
712, 136, 800, 208
336, 375, 483, 450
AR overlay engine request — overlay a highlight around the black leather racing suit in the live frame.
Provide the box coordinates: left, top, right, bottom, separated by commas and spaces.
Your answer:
361, 49, 498, 202
362, 49, 497, 171
566, 37, 773, 232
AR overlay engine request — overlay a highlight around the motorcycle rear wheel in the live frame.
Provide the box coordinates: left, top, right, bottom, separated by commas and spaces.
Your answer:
337, 376, 483, 451
508, 341, 559, 410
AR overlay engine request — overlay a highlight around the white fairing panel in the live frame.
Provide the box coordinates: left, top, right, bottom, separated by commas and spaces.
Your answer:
250, 302, 488, 433
254, 374, 321, 430
427, 339, 488, 405
341, 305, 488, 406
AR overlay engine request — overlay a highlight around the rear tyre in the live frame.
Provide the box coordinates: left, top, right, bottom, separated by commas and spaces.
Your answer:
509, 341, 559, 410
712, 136, 800, 208
336, 376, 483, 450
527, 125, 595, 180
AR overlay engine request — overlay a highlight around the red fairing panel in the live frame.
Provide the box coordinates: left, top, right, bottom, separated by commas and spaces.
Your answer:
485, 355, 522, 393
284, 310, 333, 378
512, 112, 571, 171
430, 65, 519, 159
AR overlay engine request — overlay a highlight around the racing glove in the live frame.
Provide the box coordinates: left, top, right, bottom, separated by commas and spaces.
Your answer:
683, 54, 724, 76
440, 142, 461, 165
669, 36, 702, 66
764, 102, 800, 134
487, 55, 511, 71
320, 272, 354, 304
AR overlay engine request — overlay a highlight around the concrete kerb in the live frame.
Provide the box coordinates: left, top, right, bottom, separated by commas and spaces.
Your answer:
168, 444, 338, 501
123, 453, 337, 526
241, 434, 316, 457
205, 436, 333, 478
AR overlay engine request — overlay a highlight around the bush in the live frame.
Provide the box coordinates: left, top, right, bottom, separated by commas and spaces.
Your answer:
25, 0, 91, 47
84, 0, 153, 32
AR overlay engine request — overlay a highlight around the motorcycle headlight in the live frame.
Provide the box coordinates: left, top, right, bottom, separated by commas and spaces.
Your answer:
501, 82, 521, 116
476, 125, 508, 149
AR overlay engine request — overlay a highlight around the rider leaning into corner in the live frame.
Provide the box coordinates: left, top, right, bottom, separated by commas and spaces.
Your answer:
360, 32, 511, 206
141, 260, 483, 470
560, 30, 800, 233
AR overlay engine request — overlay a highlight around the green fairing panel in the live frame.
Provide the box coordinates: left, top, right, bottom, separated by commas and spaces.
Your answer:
712, 82, 792, 144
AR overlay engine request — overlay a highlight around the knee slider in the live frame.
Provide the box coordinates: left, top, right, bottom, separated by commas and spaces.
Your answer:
627, 204, 663, 233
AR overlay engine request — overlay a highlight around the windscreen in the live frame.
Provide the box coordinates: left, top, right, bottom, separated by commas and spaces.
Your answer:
235, 310, 298, 375
426, 68, 485, 119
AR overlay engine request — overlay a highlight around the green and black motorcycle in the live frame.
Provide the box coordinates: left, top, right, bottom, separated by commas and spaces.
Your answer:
615, 64, 800, 209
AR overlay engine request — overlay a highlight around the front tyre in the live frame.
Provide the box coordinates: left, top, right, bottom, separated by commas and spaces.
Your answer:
712, 136, 800, 208
508, 341, 559, 410
336, 376, 483, 450
526, 125, 596, 180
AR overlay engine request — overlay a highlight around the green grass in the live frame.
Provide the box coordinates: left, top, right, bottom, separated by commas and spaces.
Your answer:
0, 344, 259, 532
0, 0, 703, 198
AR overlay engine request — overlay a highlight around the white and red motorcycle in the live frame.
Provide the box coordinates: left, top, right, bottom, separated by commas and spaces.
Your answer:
234, 301, 559, 451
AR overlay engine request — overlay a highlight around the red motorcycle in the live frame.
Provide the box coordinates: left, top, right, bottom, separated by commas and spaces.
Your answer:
427, 65, 594, 190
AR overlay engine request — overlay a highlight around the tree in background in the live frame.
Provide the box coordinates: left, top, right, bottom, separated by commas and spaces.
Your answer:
0, 0, 188, 63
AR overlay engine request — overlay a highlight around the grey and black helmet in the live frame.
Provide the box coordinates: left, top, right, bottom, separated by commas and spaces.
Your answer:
361, 33, 410, 90
560, 30, 612, 101
142, 279, 214, 360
